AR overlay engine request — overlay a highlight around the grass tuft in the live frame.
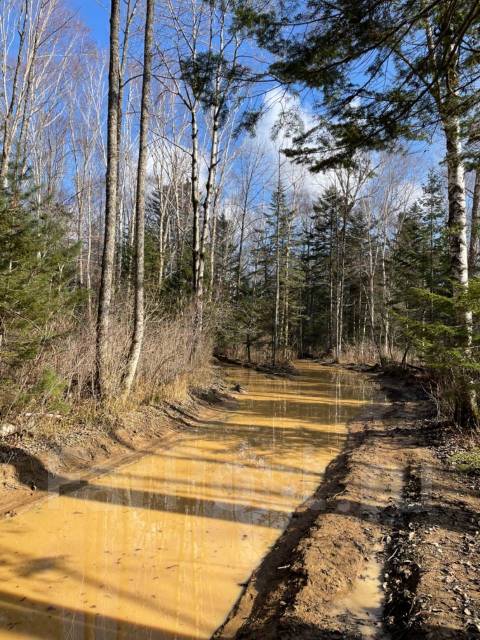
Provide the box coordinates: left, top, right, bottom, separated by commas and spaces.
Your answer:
449, 449, 480, 474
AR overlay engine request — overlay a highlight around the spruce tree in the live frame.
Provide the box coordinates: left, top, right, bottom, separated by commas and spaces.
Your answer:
239, 0, 480, 408
391, 173, 449, 340
0, 177, 79, 369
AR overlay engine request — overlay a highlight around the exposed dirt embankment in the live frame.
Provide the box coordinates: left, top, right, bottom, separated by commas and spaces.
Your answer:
0, 375, 232, 519
214, 367, 480, 640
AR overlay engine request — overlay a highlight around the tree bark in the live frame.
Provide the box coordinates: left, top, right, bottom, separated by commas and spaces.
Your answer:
208, 203, 218, 302
236, 198, 248, 297
468, 169, 480, 276
191, 107, 200, 292
0, 0, 29, 185
95, 0, 121, 398
122, 0, 155, 393
282, 217, 291, 360
115, 0, 137, 292
444, 114, 478, 424
444, 117, 472, 340
273, 176, 281, 366
196, 110, 220, 326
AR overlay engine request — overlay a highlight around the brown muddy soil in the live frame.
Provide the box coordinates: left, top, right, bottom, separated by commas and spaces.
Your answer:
0, 380, 232, 519
214, 368, 480, 640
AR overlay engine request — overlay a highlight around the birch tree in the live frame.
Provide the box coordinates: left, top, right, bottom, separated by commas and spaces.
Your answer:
157, 0, 250, 327
122, 0, 155, 393
0, 0, 77, 185
96, 0, 121, 398
234, 143, 267, 297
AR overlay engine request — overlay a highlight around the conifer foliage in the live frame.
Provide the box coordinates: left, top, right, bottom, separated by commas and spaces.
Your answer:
0, 177, 79, 367
1, 0, 480, 428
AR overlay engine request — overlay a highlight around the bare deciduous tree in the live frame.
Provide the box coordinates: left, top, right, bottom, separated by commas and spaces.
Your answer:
96, 0, 121, 398
122, 0, 155, 392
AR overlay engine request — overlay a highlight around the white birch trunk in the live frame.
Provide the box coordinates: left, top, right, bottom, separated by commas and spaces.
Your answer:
468, 169, 480, 276
95, 0, 121, 398
122, 0, 155, 393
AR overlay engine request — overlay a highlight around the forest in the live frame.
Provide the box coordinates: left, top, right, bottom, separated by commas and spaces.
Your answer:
0, 1, 480, 639
1, 0, 479, 428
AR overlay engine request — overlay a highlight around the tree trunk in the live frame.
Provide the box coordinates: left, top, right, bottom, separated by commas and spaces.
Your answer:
208, 205, 218, 302
328, 211, 334, 353
273, 195, 281, 366
468, 169, 480, 276
122, 0, 155, 393
0, 1, 28, 185
444, 114, 477, 423
191, 108, 200, 292
196, 111, 220, 326
336, 203, 348, 362
236, 199, 248, 297
444, 118, 472, 339
114, 0, 136, 294
381, 240, 389, 358
158, 204, 165, 289
95, 0, 121, 398
86, 191, 93, 321
282, 228, 290, 361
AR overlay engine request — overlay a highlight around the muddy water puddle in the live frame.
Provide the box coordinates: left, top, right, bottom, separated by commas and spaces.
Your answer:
0, 362, 374, 639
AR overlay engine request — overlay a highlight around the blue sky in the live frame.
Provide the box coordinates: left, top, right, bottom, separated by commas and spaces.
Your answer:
68, 0, 440, 195
72, 0, 109, 45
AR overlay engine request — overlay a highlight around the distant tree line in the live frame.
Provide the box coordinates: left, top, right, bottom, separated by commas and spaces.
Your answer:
1, 0, 479, 427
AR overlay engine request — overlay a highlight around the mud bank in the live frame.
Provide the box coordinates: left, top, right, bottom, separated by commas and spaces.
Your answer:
214, 368, 480, 640
0, 377, 231, 519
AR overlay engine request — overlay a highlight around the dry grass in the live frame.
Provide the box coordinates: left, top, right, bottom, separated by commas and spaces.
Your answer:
222, 337, 417, 370
0, 303, 215, 422
336, 342, 380, 364
222, 343, 295, 367
337, 342, 414, 366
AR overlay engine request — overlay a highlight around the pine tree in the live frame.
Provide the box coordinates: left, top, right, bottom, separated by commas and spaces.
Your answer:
0, 177, 79, 368
303, 186, 368, 359
240, 0, 480, 414
264, 180, 292, 364
391, 172, 449, 354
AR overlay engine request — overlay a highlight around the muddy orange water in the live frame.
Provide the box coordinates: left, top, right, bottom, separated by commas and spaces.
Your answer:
0, 362, 373, 639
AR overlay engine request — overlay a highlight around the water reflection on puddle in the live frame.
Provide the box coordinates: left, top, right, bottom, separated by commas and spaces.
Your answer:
0, 362, 372, 639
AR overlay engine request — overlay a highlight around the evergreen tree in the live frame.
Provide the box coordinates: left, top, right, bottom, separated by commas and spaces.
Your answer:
144, 183, 193, 302
240, 0, 480, 411
302, 185, 368, 359
391, 172, 449, 354
0, 178, 79, 369
264, 180, 294, 363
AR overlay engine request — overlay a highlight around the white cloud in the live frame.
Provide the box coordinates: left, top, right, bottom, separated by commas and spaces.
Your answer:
254, 87, 333, 197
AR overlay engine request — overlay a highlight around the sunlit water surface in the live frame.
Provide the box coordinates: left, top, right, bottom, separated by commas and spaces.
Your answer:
0, 362, 372, 639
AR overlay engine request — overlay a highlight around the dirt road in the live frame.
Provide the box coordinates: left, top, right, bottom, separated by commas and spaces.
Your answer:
215, 368, 480, 640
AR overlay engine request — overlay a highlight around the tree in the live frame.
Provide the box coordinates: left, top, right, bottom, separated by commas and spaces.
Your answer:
0, 0, 81, 197
0, 177, 79, 370
243, 3, 476, 303
95, 0, 121, 398
122, 0, 155, 393
240, 0, 480, 415
158, 0, 250, 331
233, 143, 267, 297
469, 169, 480, 275
261, 170, 303, 365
